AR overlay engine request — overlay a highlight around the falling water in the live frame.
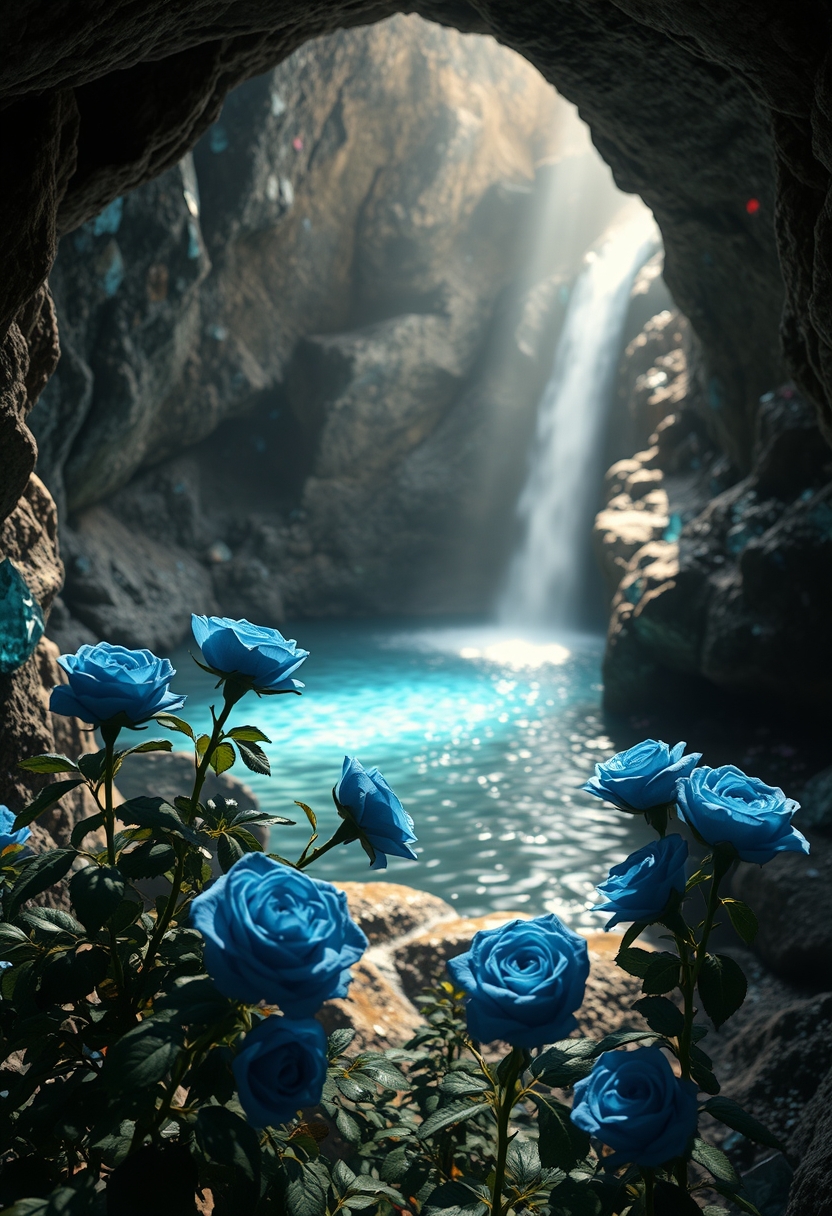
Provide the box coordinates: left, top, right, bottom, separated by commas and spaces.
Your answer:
499, 204, 660, 627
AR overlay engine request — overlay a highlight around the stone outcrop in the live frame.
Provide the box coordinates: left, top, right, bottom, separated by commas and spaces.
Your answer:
597, 312, 832, 712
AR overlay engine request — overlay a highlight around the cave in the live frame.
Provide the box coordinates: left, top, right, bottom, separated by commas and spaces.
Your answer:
2, 3, 832, 1213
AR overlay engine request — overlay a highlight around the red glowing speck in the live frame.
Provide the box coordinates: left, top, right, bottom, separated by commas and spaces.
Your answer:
746, 198, 760, 215
292, 136, 304, 152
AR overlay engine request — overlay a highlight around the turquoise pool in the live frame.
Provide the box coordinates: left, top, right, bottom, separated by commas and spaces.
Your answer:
166, 621, 654, 926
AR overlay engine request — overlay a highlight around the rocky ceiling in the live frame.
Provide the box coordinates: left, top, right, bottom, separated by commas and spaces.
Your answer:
1, 1, 831, 526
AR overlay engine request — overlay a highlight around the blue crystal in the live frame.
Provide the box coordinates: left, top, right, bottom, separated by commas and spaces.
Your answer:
0, 558, 45, 673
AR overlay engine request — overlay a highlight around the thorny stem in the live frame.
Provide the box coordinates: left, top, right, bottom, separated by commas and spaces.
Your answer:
491, 1047, 523, 1216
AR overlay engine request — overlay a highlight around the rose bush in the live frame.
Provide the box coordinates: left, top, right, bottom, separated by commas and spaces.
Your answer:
583, 739, 700, 811
676, 764, 809, 863
334, 756, 418, 869
49, 642, 185, 726
571, 1046, 698, 1166
232, 1016, 328, 1128
191, 614, 309, 692
593, 834, 688, 929
447, 914, 588, 1047
190, 853, 368, 1015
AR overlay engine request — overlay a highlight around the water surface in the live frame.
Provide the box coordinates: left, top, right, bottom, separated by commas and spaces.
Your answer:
168, 621, 654, 926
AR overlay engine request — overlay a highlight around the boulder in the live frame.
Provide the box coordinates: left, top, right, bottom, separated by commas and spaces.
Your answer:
317, 958, 423, 1053
335, 882, 455, 945
731, 833, 832, 985
786, 1066, 832, 1216
795, 766, 832, 836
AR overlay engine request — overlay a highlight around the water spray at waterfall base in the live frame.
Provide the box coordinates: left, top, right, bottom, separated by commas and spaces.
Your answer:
500, 203, 660, 629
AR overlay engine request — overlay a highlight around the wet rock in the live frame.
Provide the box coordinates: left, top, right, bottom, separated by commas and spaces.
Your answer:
741, 1154, 794, 1216
61, 505, 216, 652
600, 346, 832, 712
392, 910, 532, 1000
317, 958, 423, 1053
335, 882, 455, 945
720, 990, 832, 1155
795, 765, 832, 836
731, 834, 832, 985
786, 1066, 832, 1216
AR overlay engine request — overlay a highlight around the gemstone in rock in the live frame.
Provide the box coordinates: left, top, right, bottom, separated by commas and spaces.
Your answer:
0, 559, 45, 673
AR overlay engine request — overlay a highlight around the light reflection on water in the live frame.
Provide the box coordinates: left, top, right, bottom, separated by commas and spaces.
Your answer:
167, 622, 654, 927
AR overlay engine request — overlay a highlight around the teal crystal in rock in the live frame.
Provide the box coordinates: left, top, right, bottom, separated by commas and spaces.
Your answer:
0, 558, 45, 673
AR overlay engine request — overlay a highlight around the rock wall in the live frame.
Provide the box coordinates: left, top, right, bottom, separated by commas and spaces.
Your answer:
31, 17, 631, 647
596, 309, 832, 712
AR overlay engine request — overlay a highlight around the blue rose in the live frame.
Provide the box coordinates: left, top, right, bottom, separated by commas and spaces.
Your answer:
571, 1047, 698, 1167
335, 756, 417, 870
675, 765, 809, 864
49, 643, 185, 726
447, 914, 589, 1048
191, 854, 367, 1016
233, 1016, 327, 1128
593, 835, 688, 929
0, 806, 30, 852
583, 739, 701, 811
191, 615, 308, 692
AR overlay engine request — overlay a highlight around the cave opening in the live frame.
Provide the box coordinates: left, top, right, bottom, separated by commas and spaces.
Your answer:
2, 4, 832, 1210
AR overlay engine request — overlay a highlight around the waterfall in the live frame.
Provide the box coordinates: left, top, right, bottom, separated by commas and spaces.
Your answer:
499, 204, 660, 628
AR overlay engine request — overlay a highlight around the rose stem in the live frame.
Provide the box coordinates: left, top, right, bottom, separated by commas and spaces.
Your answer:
491, 1046, 523, 1216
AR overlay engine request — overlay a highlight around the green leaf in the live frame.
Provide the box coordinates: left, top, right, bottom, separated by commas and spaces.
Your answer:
615, 946, 653, 978
295, 801, 317, 830
228, 725, 271, 744
227, 826, 264, 853
196, 1104, 261, 1184
703, 1097, 786, 1152
118, 796, 200, 844
690, 1057, 721, 1095
217, 832, 244, 873
155, 713, 195, 740
641, 951, 681, 995
7, 848, 76, 919
632, 995, 684, 1037
691, 1138, 740, 1186
196, 734, 211, 759
530, 1043, 595, 1088
77, 750, 106, 783
721, 898, 758, 945
39, 945, 110, 1004
102, 1020, 184, 1091
210, 741, 236, 775
591, 1030, 657, 1054
707, 1182, 762, 1215
12, 780, 85, 831
418, 1100, 491, 1139
117, 839, 176, 879
336, 1108, 362, 1144
698, 953, 747, 1029
617, 921, 648, 952
155, 977, 232, 1027
69, 864, 125, 934
122, 738, 174, 756
70, 812, 106, 849
439, 1071, 489, 1097
18, 753, 79, 774
0, 922, 32, 950
358, 1059, 411, 1091
532, 1093, 590, 1171
549, 1176, 605, 1216
285, 1159, 331, 1216
422, 1180, 489, 1216
327, 1028, 356, 1059
236, 740, 270, 776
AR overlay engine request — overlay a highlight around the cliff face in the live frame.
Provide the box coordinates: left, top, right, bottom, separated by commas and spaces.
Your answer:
30, 17, 630, 645
597, 310, 832, 713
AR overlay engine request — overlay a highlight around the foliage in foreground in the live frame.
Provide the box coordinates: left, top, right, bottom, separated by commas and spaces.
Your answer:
0, 620, 808, 1214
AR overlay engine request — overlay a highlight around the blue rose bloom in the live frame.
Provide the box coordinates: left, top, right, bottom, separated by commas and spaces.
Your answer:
335, 756, 417, 870
0, 806, 30, 852
191, 615, 308, 691
571, 1047, 698, 1167
233, 1016, 328, 1128
593, 835, 688, 929
49, 642, 185, 726
676, 765, 809, 864
191, 854, 367, 1016
447, 914, 589, 1048
583, 739, 701, 811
